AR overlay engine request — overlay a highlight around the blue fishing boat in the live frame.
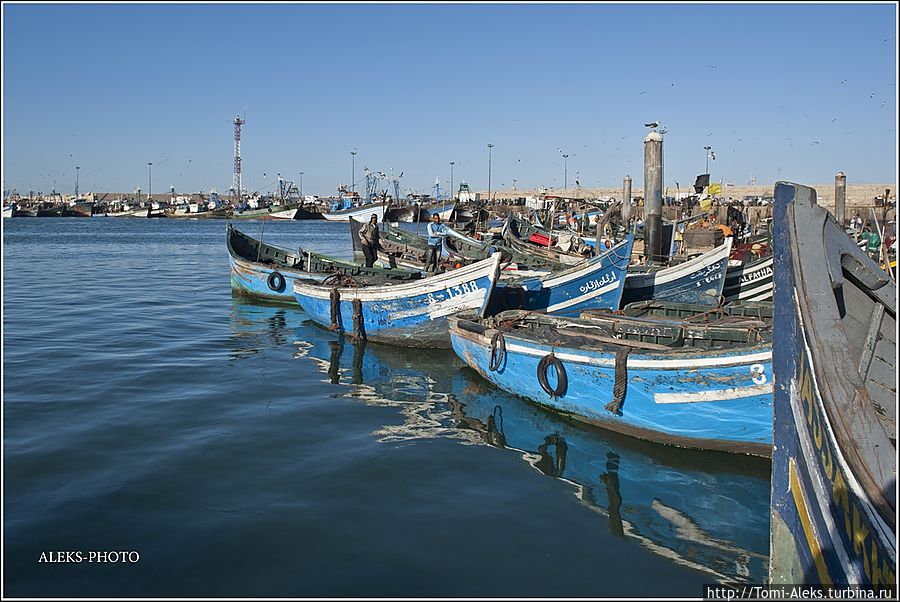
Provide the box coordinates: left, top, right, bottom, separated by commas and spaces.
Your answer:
486, 236, 633, 316
448, 307, 772, 456
621, 238, 733, 307
723, 253, 773, 304
266, 301, 770, 583
227, 224, 420, 302
293, 253, 503, 348
769, 182, 895, 589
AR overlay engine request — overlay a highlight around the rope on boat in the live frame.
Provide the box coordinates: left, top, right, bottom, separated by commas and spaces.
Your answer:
351, 298, 366, 342
489, 332, 506, 371
329, 287, 341, 331
604, 347, 631, 415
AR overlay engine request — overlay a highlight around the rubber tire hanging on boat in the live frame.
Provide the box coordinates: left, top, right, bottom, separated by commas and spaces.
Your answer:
489, 332, 506, 371
267, 271, 286, 293
537, 353, 567, 398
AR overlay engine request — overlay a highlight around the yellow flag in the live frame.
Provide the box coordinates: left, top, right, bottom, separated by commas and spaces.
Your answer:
699, 196, 713, 212
708, 182, 722, 196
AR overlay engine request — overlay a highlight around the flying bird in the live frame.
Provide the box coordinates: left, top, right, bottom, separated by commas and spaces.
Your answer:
639, 90, 647, 95
644, 121, 659, 128
831, 118, 837, 123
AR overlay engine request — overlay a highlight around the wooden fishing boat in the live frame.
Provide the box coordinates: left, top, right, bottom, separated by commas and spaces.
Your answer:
485, 236, 633, 316
322, 189, 388, 222
620, 239, 733, 307
448, 306, 772, 456
502, 216, 595, 265
769, 182, 895, 588
227, 223, 420, 303
351, 218, 570, 273
723, 253, 774, 304
293, 253, 503, 348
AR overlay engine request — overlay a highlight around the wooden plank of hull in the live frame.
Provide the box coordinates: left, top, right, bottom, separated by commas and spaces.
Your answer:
770, 181, 896, 588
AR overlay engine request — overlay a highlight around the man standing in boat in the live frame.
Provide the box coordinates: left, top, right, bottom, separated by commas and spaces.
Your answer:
358, 214, 381, 268
426, 213, 449, 272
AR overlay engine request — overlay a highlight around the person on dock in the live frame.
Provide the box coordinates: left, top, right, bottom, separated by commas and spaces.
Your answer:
358, 214, 381, 268
426, 213, 449, 272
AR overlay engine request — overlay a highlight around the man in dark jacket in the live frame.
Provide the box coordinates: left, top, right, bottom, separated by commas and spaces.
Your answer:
358, 214, 381, 268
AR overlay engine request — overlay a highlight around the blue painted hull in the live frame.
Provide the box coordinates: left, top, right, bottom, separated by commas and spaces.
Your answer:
487, 236, 633, 316
449, 314, 772, 456
769, 182, 896, 589
621, 239, 732, 307
294, 253, 503, 348
230, 252, 328, 302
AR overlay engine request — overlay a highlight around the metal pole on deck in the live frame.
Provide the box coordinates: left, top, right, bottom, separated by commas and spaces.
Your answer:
644, 131, 663, 263
835, 171, 846, 228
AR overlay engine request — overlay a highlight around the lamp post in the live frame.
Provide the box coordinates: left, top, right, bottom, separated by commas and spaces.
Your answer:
487, 144, 494, 205
450, 161, 455, 201
299, 171, 304, 201
350, 150, 357, 192
148, 162, 152, 204
75, 166, 80, 200
704, 146, 712, 174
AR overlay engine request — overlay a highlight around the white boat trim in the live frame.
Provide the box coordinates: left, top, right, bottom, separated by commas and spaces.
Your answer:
654, 383, 773, 404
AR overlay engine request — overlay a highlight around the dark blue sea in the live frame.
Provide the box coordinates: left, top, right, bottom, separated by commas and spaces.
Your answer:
3, 217, 771, 598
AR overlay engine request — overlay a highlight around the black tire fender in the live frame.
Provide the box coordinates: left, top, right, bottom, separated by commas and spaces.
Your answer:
267, 271, 286, 292
537, 353, 567, 398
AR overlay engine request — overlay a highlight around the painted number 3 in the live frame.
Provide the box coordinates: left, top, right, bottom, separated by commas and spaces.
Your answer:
750, 364, 767, 385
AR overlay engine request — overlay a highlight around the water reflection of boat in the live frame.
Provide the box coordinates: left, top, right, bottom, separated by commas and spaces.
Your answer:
274, 300, 769, 583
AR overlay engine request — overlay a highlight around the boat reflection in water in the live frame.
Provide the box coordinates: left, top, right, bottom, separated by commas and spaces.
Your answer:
231, 296, 771, 584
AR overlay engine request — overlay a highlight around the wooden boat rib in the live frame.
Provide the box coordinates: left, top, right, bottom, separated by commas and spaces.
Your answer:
770, 181, 895, 588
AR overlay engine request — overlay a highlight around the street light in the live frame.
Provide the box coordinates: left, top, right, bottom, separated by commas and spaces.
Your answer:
704, 146, 712, 174
560, 151, 575, 190
148, 162, 153, 204
450, 161, 455, 201
487, 144, 494, 204
75, 166, 80, 200
299, 171, 304, 200
350, 150, 357, 192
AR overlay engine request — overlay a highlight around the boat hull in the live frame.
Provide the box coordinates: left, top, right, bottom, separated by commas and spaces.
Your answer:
621, 239, 732, 307
723, 254, 773, 303
227, 224, 420, 303
449, 315, 772, 456
293, 254, 502, 348
487, 237, 632, 316
323, 202, 387, 222
769, 182, 896, 589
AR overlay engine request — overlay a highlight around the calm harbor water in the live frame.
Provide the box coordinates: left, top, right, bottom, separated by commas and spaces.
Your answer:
3, 217, 771, 597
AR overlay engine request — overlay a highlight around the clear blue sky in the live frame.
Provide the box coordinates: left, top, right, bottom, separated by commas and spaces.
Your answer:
3, 2, 897, 197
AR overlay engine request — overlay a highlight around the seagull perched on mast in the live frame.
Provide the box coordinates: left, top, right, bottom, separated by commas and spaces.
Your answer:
644, 121, 659, 129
